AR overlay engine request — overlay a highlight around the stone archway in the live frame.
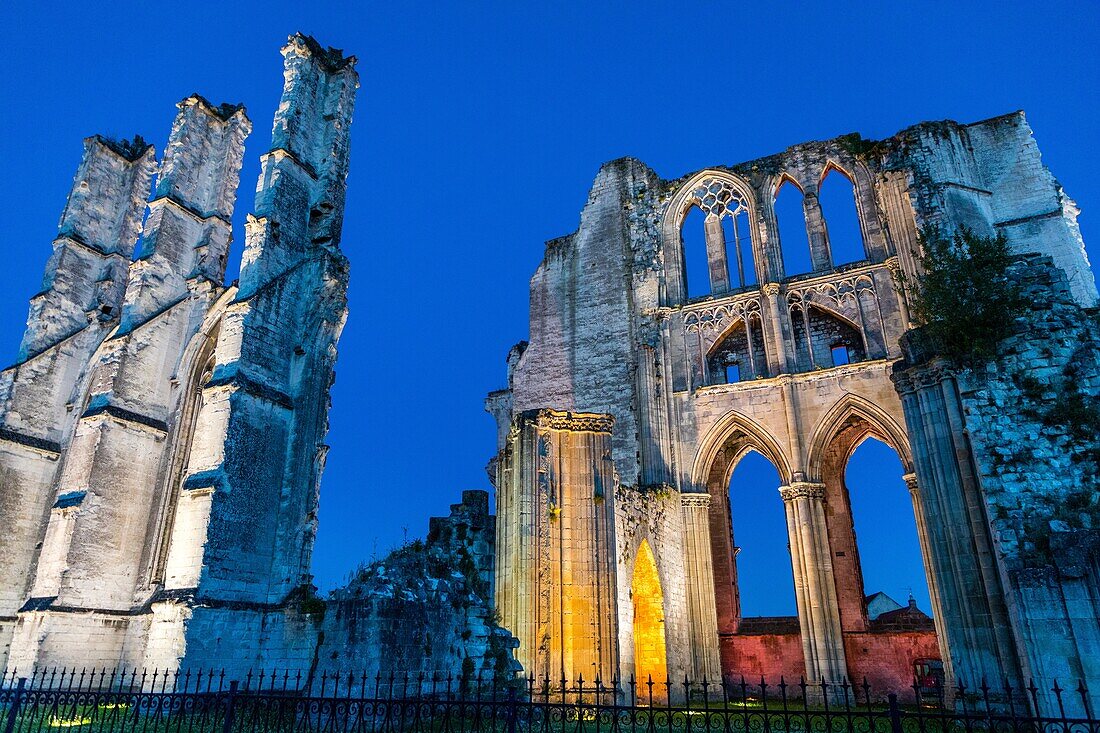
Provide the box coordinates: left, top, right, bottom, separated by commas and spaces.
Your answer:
632, 540, 667, 693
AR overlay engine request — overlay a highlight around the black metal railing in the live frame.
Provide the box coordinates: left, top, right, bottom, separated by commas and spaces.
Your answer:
2, 668, 1097, 733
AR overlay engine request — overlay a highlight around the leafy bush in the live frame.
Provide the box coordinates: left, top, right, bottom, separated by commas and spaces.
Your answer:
902, 227, 1026, 364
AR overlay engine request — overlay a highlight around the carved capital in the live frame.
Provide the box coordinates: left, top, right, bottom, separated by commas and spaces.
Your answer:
779, 482, 826, 502
762, 282, 781, 297
680, 492, 712, 509
902, 472, 919, 495
525, 408, 614, 434
884, 256, 901, 276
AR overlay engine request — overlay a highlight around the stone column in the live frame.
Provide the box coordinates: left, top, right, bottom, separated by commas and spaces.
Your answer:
762, 283, 789, 375
680, 493, 721, 682
884, 256, 911, 331
495, 409, 619, 684
704, 214, 730, 295
780, 482, 847, 685
904, 473, 955, 691
801, 191, 832, 272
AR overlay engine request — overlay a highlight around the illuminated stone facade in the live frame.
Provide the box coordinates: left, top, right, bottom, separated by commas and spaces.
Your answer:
488, 113, 1099, 712
0, 34, 358, 676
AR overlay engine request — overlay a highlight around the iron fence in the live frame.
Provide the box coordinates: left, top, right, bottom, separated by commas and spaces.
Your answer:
1, 668, 1097, 733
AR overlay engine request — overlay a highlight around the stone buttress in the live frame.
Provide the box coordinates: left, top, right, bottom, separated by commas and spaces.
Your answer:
147, 35, 358, 673
0, 136, 155, 670
6, 96, 250, 671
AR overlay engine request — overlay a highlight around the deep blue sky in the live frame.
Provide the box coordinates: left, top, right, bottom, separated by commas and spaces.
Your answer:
2, 2, 1097, 611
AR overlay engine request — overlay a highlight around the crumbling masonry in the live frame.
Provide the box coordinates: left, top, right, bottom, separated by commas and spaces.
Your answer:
488, 113, 1100, 713
0, 34, 362, 674
0, 36, 513, 685
0, 35, 1097, 717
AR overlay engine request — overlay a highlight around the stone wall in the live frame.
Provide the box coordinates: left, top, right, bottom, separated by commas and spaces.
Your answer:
163, 490, 516, 688
894, 255, 1100, 714
489, 110, 1097, 708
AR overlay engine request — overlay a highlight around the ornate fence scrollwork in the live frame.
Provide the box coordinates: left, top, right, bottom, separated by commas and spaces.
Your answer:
2, 667, 1097, 733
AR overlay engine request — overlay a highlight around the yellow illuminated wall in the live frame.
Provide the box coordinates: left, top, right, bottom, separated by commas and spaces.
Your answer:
632, 540, 668, 692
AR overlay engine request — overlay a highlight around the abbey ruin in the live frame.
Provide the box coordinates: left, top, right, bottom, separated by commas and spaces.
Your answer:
0, 33, 1097, 719
487, 113, 1099, 714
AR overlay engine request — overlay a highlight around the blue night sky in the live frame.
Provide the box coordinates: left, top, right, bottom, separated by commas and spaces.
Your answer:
2, 2, 1097, 615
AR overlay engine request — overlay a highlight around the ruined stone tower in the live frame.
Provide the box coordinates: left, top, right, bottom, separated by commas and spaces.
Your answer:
488, 113, 1099, 713
0, 34, 358, 674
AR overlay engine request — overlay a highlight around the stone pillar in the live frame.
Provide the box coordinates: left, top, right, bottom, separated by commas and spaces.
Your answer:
904, 472, 955, 696
780, 482, 847, 685
892, 364, 1025, 695
703, 215, 730, 295
884, 256, 911, 331
680, 493, 721, 682
761, 282, 789, 374
173, 34, 358, 617
494, 409, 619, 684
119, 96, 249, 330
801, 190, 832, 272
19, 137, 155, 358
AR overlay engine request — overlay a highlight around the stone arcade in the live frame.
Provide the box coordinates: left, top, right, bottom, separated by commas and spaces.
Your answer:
487, 113, 1100, 713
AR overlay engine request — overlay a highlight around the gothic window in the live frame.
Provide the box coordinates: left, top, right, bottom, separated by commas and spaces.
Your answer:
682, 206, 711, 299
789, 304, 865, 371
722, 205, 756, 288
774, 179, 813, 277
149, 338, 217, 584
820, 167, 867, 265
679, 178, 755, 299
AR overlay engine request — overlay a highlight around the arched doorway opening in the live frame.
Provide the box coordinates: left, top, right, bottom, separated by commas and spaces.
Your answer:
729, 451, 795, 617
813, 405, 944, 691
847, 438, 933, 615
632, 540, 667, 692
698, 416, 805, 681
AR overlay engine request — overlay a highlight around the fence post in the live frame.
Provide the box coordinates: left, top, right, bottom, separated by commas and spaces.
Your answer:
222, 680, 239, 733
3, 678, 26, 733
887, 693, 903, 733
507, 685, 517, 733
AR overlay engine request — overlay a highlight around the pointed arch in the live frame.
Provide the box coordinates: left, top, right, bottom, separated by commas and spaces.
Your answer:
691, 409, 793, 489
145, 285, 237, 584
632, 539, 668, 689
805, 393, 912, 482
661, 170, 762, 304
705, 308, 769, 382
819, 163, 868, 266
774, 176, 813, 276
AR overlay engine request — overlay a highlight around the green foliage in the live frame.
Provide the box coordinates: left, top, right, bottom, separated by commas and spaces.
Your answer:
837, 133, 884, 159
903, 227, 1026, 365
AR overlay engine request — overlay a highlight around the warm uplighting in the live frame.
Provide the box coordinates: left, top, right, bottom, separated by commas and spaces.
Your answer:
632, 540, 667, 693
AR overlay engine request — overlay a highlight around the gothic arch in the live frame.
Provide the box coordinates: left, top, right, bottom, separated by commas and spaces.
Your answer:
705, 311, 769, 382
772, 172, 805, 197
144, 286, 236, 585
819, 157, 884, 262
631, 539, 668, 689
804, 393, 913, 483
661, 170, 762, 304
691, 410, 792, 489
